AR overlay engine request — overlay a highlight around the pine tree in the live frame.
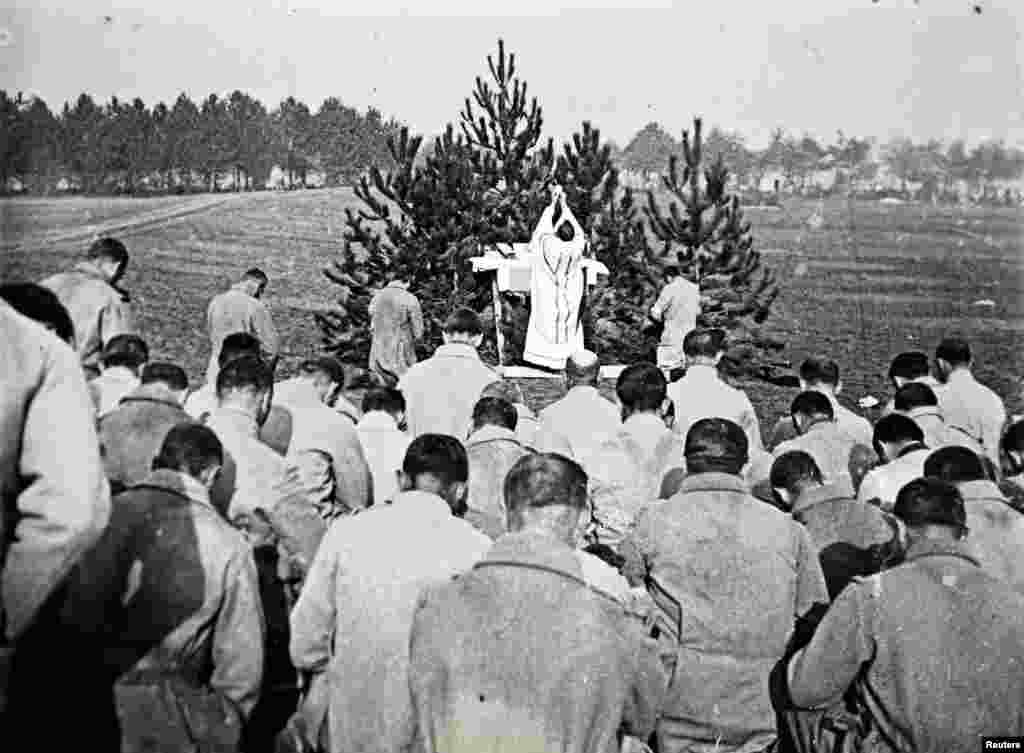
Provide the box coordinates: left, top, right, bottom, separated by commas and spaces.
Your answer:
645, 117, 783, 379
317, 40, 555, 365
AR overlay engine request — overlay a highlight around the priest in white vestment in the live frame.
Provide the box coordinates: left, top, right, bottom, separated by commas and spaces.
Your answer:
523, 189, 588, 370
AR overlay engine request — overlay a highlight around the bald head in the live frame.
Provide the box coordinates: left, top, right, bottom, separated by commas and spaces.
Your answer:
566, 350, 600, 387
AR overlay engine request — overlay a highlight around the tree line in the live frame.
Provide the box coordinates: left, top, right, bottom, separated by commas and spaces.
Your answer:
0, 90, 401, 194
618, 122, 1024, 202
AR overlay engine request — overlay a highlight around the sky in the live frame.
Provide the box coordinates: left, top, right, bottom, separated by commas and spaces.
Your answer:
2, 0, 1022, 150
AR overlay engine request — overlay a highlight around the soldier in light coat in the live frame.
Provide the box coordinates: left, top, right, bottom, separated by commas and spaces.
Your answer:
668, 329, 764, 454
205, 269, 279, 384
780, 478, 1024, 753
274, 357, 374, 517
289, 434, 491, 753
769, 392, 864, 492
0, 302, 111, 718
409, 453, 667, 753
924, 446, 1024, 592
933, 337, 1006, 466
399, 308, 499, 439
89, 333, 148, 418
535, 350, 620, 466
649, 265, 700, 373
40, 237, 136, 378
587, 363, 684, 549
464, 397, 532, 540
356, 388, 411, 506
621, 419, 828, 753
369, 278, 424, 386
98, 362, 192, 493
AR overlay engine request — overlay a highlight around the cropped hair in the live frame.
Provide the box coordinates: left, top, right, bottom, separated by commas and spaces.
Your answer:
923, 446, 987, 484
790, 391, 834, 420
243, 268, 268, 284
873, 413, 925, 447
481, 380, 525, 405
894, 382, 939, 412
685, 418, 748, 474
800, 357, 840, 387
893, 477, 966, 533
218, 332, 262, 368
664, 265, 680, 278
141, 362, 189, 392
935, 337, 971, 366
472, 396, 518, 431
0, 283, 75, 344
403, 434, 469, 486
87, 237, 129, 265
152, 423, 223, 479
888, 351, 930, 382
444, 307, 483, 336
298, 356, 346, 386
504, 453, 588, 514
616, 362, 667, 412
683, 328, 726, 359
770, 450, 824, 495
102, 334, 149, 370
215, 355, 273, 399
362, 387, 406, 416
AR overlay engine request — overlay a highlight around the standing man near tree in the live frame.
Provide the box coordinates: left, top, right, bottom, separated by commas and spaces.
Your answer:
368, 275, 424, 387
649, 265, 700, 375
205, 269, 279, 384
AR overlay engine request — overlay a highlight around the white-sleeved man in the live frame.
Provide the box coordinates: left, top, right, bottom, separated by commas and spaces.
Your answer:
858, 414, 930, 511
933, 337, 1006, 466
356, 388, 411, 506
668, 328, 764, 454
649, 265, 699, 372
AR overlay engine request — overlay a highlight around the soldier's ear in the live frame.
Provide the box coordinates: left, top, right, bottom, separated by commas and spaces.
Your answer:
471, 333, 484, 348
398, 470, 413, 493
448, 481, 469, 517
199, 464, 222, 490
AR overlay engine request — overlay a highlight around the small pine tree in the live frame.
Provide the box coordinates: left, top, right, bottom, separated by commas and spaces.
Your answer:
316, 40, 555, 365
645, 117, 783, 379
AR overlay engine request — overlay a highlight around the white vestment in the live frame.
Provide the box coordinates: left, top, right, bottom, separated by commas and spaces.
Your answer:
523, 201, 587, 370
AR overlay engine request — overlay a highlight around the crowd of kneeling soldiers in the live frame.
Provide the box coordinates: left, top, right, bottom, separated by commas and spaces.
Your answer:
1, 239, 1023, 753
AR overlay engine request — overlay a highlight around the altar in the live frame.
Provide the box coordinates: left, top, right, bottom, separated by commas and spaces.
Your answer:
470, 243, 609, 368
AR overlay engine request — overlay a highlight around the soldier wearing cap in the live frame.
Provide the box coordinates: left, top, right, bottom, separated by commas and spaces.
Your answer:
780, 477, 1024, 752
535, 350, 621, 469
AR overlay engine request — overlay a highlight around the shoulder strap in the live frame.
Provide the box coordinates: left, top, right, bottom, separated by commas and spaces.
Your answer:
473, 559, 621, 606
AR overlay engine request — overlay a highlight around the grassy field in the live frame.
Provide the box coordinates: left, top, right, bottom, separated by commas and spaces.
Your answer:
2, 189, 1022, 432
